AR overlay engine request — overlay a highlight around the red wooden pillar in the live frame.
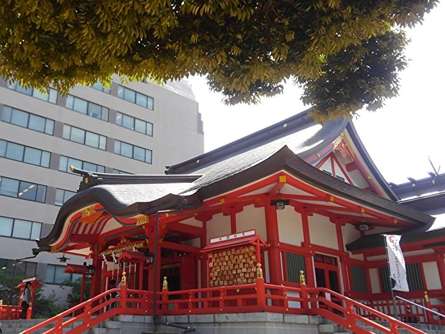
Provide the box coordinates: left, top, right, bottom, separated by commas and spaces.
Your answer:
301, 212, 315, 287
265, 203, 282, 284
200, 221, 208, 288
145, 219, 161, 293
196, 214, 211, 288
90, 244, 102, 296
230, 212, 237, 234
335, 222, 351, 294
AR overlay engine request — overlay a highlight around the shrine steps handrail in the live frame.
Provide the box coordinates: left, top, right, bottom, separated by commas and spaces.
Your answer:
395, 295, 445, 319
20, 287, 152, 334
307, 287, 425, 334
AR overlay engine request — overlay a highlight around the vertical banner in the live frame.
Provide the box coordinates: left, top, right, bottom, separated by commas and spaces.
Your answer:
384, 235, 409, 292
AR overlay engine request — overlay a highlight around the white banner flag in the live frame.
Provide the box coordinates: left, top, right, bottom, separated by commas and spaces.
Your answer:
384, 235, 409, 292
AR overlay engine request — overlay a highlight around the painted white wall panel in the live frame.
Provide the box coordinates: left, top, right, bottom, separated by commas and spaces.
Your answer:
369, 268, 381, 294
277, 206, 304, 246
423, 262, 441, 290
309, 214, 338, 250
206, 213, 231, 239
236, 205, 267, 240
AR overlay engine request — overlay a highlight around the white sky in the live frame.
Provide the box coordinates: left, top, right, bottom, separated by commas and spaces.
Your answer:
189, 1, 445, 185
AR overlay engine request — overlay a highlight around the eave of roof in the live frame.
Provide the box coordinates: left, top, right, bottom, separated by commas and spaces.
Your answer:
346, 225, 444, 252
39, 146, 433, 252
391, 173, 445, 200
400, 191, 445, 215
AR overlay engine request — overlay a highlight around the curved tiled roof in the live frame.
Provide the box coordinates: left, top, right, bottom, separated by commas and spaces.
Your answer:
38, 146, 433, 251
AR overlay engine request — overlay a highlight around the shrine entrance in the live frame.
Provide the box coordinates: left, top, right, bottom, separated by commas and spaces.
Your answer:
314, 254, 340, 292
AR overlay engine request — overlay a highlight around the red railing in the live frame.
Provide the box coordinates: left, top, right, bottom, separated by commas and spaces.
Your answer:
0, 304, 21, 320
363, 295, 445, 326
21, 287, 152, 334
158, 280, 425, 333
22, 279, 427, 334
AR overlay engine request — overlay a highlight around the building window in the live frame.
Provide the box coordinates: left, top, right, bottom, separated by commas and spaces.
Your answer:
284, 252, 306, 283
115, 112, 153, 136
6, 81, 58, 104
45, 265, 75, 284
0, 259, 37, 277
65, 95, 109, 121
0, 176, 46, 203
111, 168, 131, 174
0, 139, 51, 168
117, 85, 154, 110
0, 216, 42, 240
62, 125, 106, 150
351, 266, 367, 293
0, 105, 54, 135
378, 263, 425, 292
91, 82, 111, 94
59, 156, 105, 173
114, 140, 152, 164
55, 188, 76, 206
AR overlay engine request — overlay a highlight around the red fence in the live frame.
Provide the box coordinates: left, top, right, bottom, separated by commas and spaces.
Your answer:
22, 279, 426, 334
362, 296, 445, 326
0, 304, 21, 320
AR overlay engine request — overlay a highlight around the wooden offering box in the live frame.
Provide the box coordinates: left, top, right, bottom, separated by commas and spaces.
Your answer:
202, 230, 265, 287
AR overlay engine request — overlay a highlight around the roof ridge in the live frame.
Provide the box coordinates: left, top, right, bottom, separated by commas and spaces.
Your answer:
166, 108, 315, 174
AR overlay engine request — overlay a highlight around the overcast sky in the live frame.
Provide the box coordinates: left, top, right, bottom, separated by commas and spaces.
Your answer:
189, 1, 445, 185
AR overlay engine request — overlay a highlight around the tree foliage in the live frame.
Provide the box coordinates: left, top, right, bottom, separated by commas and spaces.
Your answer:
0, 0, 438, 119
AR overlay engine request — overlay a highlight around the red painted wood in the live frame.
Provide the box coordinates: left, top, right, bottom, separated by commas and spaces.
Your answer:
265, 203, 282, 284
230, 212, 237, 234
335, 222, 351, 294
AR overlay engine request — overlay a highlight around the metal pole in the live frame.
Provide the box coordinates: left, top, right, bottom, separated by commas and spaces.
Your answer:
384, 236, 400, 320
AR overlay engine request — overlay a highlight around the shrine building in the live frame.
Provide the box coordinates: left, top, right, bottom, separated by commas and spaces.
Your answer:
25, 109, 445, 334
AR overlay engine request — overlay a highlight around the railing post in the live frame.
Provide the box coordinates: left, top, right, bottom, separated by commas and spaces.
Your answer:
256, 263, 266, 310
84, 302, 92, 331
26, 302, 32, 319
120, 272, 128, 312
162, 276, 169, 314
55, 316, 63, 334
299, 270, 309, 313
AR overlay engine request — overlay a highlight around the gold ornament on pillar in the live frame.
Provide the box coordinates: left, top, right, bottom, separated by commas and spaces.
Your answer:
299, 270, 306, 286
121, 271, 127, 286
162, 276, 169, 291
256, 263, 263, 279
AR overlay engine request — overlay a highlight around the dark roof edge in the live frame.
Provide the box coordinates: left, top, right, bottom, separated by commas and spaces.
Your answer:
37, 188, 202, 250
166, 108, 315, 174
399, 191, 445, 215
71, 167, 201, 191
346, 123, 398, 201
346, 224, 443, 252
391, 173, 445, 199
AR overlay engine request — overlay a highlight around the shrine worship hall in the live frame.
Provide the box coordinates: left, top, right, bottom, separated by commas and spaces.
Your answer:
22, 111, 445, 334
